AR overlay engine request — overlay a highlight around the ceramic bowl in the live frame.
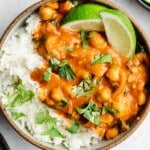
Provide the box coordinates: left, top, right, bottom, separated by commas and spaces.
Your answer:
0, 0, 150, 150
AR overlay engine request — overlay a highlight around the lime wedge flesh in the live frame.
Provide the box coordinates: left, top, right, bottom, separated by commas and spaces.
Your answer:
61, 3, 108, 31
100, 10, 136, 58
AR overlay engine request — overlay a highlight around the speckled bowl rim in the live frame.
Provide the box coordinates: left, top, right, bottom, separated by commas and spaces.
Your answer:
0, 0, 150, 150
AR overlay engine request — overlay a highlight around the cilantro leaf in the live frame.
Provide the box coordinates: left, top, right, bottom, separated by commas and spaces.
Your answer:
50, 57, 60, 69
64, 46, 73, 52
66, 121, 80, 134
42, 67, 52, 82
88, 31, 96, 38
91, 54, 112, 65
102, 105, 119, 115
49, 58, 75, 80
60, 99, 68, 106
72, 77, 97, 97
58, 61, 75, 80
42, 127, 65, 138
12, 112, 26, 120
6, 80, 34, 109
80, 30, 88, 48
36, 108, 64, 138
35, 108, 50, 124
76, 101, 101, 125
46, 117, 57, 130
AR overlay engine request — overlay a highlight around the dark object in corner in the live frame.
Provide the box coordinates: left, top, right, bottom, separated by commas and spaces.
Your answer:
0, 133, 10, 150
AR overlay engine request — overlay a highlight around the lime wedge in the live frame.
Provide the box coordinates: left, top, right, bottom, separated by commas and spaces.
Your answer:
143, 0, 150, 4
100, 10, 136, 58
61, 3, 108, 31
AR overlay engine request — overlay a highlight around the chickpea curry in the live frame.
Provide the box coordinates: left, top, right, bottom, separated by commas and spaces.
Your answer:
31, 1, 149, 139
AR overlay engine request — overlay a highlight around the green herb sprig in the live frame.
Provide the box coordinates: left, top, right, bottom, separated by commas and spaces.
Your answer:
42, 57, 75, 81
102, 105, 119, 115
66, 121, 80, 134
12, 112, 26, 120
36, 108, 65, 138
91, 54, 112, 65
42, 67, 52, 82
72, 77, 97, 97
76, 101, 101, 125
80, 30, 88, 48
6, 80, 34, 109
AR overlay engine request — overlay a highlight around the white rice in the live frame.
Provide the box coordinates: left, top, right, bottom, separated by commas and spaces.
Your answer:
0, 14, 101, 150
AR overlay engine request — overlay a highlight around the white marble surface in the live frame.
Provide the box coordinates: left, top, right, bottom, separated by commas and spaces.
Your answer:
0, 0, 150, 150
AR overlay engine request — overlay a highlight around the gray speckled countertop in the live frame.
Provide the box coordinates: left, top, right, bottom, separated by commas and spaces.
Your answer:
0, 0, 150, 150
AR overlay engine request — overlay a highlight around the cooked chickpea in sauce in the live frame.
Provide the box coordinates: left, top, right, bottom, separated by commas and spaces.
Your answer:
31, 1, 149, 140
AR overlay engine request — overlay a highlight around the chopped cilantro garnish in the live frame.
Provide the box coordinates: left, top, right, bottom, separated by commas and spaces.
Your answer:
58, 60, 75, 80
49, 57, 75, 80
12, 112, 26, 120
80, 30, 88, 48
60, 99, 68, 106
42, 127, 65, 138
64, 46, 73, 52
88, 31, 96, 38
102, 105, 119, 115
76, 101, 101, 125
42, 67, 52, 82
36, 108, 65, 138
72, 77, 97, 97
50, 57, 61, 69
6, 80, 34, 109
91, 54, 112, 65
66, 121, 80, 134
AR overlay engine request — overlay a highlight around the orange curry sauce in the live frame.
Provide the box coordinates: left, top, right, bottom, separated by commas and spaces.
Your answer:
31, 1, 149, 139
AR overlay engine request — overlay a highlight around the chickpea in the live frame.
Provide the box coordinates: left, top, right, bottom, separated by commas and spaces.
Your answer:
106, 65, 120, 81
45, 2, 59, 9
138, 92, 146, 105
99, 86, 112, 102
51, 87, 64, 102
59, 1, 73, 14
105, 127, 119, 139
39, 6, 56, 20
100, 114, 114, 126
88, 31, 107, 50
38, 88, 47, 101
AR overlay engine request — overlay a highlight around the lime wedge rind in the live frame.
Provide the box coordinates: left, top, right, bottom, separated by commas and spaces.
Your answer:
61, 3, 109, 31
